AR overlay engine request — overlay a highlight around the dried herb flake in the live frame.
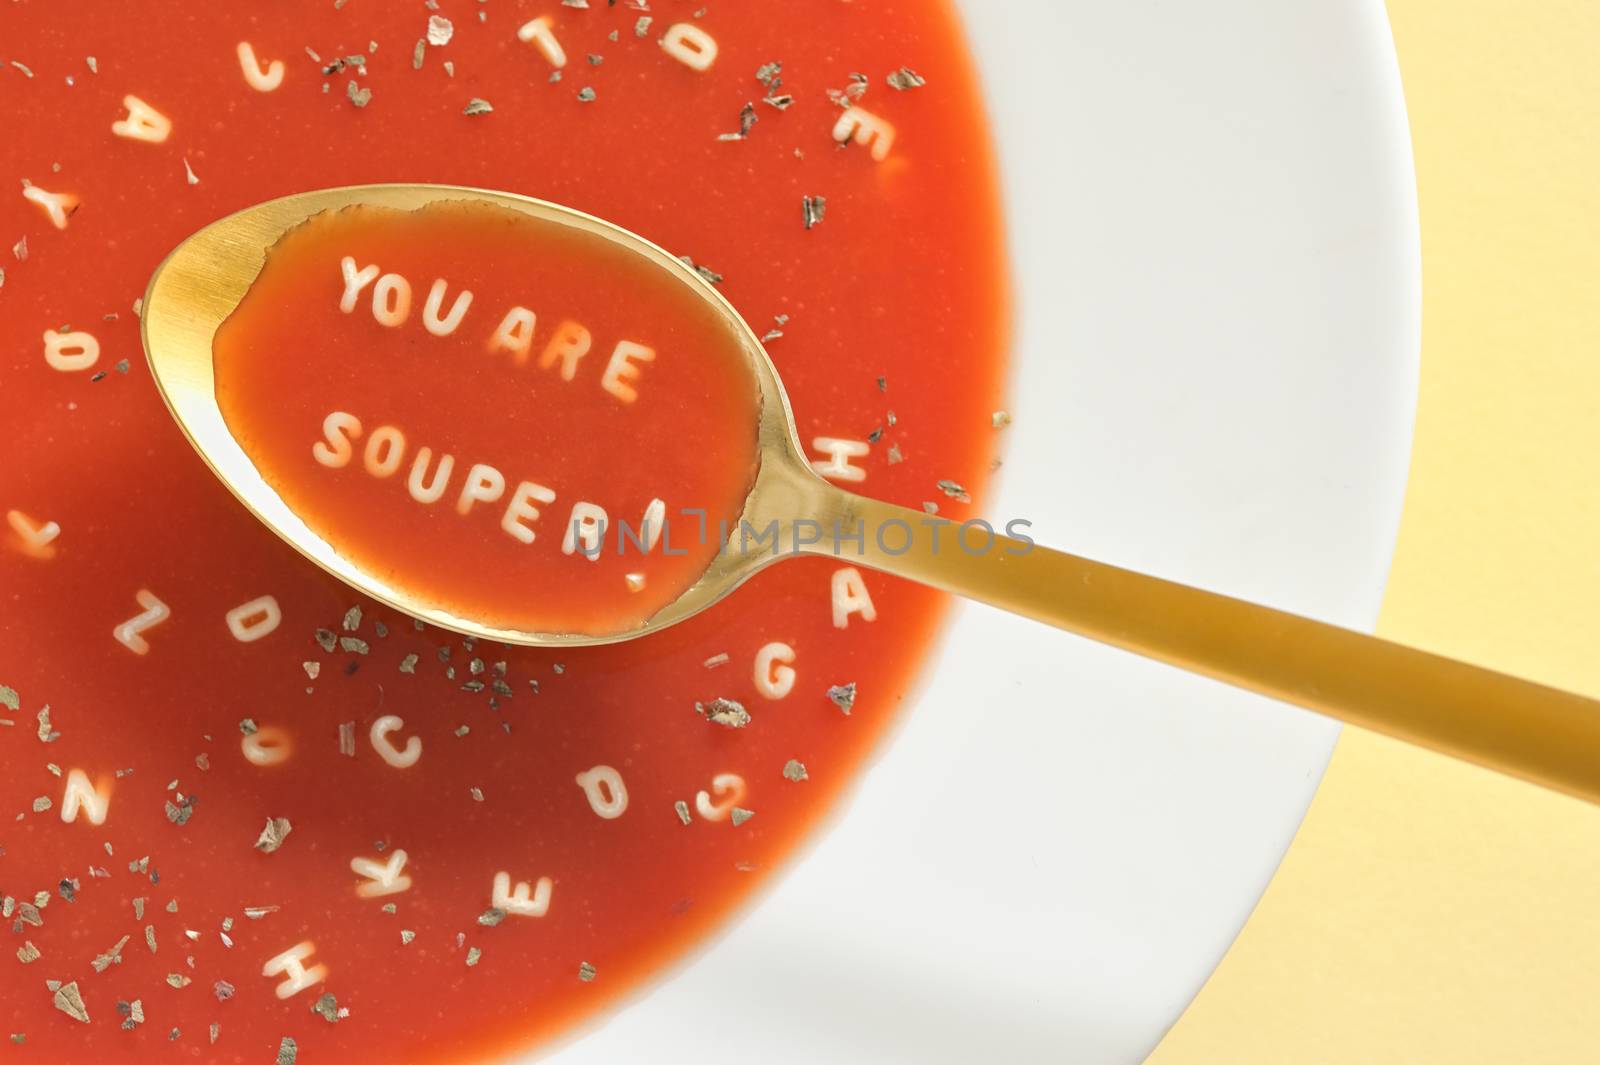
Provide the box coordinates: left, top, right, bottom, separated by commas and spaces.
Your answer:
802, 195, 827, 230
255, 817, 293, 853
53, 982, 89, 1023
311, 992, 340, 1023
888, 67, 927, 91
695, 698, 751, 729
90, 935, 130, 972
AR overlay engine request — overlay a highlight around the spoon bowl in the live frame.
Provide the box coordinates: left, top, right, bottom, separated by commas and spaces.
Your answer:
144, 183, 822, 647
145, 183, 1600, 807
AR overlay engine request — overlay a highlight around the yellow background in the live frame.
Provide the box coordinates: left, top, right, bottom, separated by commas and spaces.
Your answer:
1148, 1, 1600, 1061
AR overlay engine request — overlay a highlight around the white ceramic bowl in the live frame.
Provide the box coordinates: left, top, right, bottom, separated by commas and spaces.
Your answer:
538, 1, 1419, 1060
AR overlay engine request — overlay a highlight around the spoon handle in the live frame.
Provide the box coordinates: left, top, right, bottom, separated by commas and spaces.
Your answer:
805, 487, 1600, 805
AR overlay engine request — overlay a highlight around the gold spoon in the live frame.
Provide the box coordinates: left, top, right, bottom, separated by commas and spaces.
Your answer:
143, 184, 1600, 806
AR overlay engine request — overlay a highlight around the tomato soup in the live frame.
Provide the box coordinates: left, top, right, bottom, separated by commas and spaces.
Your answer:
0, 2, 1009, 1063
213, 200, 761, 637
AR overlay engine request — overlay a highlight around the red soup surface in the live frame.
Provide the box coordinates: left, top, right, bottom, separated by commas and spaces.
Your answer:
212, 200, 762, 637
0, 2, 1008, 1063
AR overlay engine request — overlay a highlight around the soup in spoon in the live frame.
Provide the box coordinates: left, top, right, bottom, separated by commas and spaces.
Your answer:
213, 200, 762, 637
